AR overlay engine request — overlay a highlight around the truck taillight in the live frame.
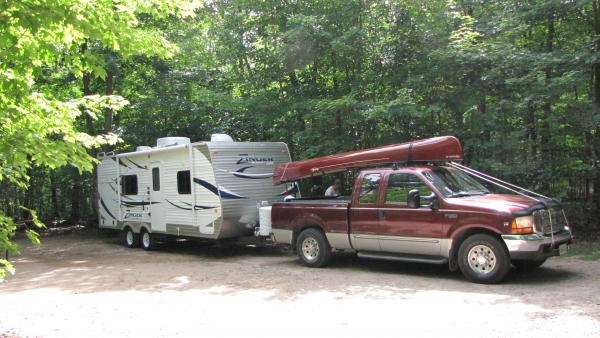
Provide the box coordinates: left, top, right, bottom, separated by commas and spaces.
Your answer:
511, 216, 534, 235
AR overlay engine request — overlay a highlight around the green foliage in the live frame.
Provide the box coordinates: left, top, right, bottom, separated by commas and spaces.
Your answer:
3, 0, 600, 279
0, 0, 197, 281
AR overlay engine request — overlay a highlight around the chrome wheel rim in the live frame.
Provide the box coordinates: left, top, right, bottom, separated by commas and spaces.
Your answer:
142, 232, 150, 248
467, 244, 496, 274
126, 231, 134, 246
301, 237, 319, 262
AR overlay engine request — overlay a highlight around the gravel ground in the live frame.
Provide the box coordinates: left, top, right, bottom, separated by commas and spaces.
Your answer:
1, 230, 600, 338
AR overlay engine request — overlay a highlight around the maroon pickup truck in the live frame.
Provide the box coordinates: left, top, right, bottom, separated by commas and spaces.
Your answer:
270, 137, 572, 283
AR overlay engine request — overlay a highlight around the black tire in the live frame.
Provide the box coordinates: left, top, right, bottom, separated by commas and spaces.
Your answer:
512, 259, 546, 271
457, 234, 510, 284
122, 227, 139, 248
296, 228, 332, 268
140, 229, 156, 251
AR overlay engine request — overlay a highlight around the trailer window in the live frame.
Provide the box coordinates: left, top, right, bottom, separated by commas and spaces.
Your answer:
152, 167, 160, 191
358, 174, 381, 204
385, 173, 431, 205
177, 170, 191, 194
121, 175, 138, 195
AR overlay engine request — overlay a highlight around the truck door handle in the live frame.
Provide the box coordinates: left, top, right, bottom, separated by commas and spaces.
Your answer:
378, 210, 386, 220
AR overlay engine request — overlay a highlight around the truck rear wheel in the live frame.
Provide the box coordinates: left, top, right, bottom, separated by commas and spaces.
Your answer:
122, 227, 139, 248
296, 228, 332, 268
458, 234, 510, 284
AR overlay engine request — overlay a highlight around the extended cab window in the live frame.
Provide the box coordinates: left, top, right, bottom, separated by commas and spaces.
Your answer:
358, 174, 381, 204
385, 173, 432, 206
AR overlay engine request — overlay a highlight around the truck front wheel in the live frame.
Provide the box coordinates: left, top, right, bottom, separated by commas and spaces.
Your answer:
296, 228, 332, 268
458, 234, 510, 284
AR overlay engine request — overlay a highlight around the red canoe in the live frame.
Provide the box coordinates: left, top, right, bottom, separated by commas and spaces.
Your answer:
273, 136, 463, 185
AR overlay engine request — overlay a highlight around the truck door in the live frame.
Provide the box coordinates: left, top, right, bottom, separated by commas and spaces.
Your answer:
149, 164, 166, 232
349, 173, 383, 251
378, 172, 444, 256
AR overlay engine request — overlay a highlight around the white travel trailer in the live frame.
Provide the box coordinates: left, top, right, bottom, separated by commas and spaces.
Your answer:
96, 134, 296, 249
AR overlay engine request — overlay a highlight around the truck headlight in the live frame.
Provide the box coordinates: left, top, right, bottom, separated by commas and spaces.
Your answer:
511, 216, 534, 234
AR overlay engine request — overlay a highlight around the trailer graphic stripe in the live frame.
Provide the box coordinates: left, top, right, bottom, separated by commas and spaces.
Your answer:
166, 199, 193, 210
112, 157, 130, 169
100, 198, 116, 220
217, 166, 273, 179
125, 158, 146, 170
120, 201, 159, 207
166, 200, 219, 210
193, 178, 246, 199
181, 201, 219, 209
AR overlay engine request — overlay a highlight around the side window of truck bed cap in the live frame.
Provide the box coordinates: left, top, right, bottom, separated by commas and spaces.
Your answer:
358, 173, 381, 204
385, 173, 432, 206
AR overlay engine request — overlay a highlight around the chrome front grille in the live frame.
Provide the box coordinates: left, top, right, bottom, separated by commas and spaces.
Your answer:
533, 208, 566, 235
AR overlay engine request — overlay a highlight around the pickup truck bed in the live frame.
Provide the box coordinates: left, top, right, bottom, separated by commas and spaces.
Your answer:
271, 198, 353, 251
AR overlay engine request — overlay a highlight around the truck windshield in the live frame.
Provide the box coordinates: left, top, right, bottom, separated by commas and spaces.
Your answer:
422, 167, 489, 198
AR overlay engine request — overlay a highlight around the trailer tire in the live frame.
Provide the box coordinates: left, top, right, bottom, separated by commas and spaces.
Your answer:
140, 229, 156, 251
458, 234, 510, 284
296, 228, 332, 268
122, 227, 139, 248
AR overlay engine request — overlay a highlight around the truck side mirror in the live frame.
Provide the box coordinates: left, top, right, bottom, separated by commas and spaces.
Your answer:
407, 189, 420, 208
428, 194, 439, 211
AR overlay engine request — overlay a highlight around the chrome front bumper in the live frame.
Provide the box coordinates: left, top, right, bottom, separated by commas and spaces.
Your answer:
501, 229, 573, 261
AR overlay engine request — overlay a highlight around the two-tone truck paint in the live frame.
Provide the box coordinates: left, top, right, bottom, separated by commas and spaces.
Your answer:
271, 165, 572, 284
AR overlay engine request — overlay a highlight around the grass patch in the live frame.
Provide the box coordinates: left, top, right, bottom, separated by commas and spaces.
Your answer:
564, 241, 600, 261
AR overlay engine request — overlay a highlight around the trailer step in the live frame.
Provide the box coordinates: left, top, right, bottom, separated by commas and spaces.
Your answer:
357, 251, 448, 265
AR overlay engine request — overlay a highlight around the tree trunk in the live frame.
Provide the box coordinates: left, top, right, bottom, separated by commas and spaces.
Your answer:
526, 107, 537, 159
477, 96, 489, 158
81, 42, 94, 135
335, 111, 342, 140
591, 0, 600, 206
104, 71, 114, 134
50, 171, 60, 222
21, 167, 35, 228
540, 15, 554, 164
70, 172, 82, 224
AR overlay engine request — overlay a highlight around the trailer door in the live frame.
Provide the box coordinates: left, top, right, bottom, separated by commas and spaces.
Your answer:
149, 164, 166, 232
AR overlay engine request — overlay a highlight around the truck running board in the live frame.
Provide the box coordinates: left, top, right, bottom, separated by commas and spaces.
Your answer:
357, 251, 448, 265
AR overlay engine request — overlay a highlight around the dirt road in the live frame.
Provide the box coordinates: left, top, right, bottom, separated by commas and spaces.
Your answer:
1, 231, 600, 337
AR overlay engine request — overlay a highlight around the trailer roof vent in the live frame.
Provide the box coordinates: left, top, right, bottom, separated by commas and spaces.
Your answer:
156, 137, 191, 148
211, 134, 234, 142
136, 146, 152, 152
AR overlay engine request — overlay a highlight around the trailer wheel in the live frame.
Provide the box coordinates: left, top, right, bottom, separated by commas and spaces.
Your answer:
122, 227, 139, 248
457, 234, 510, 284
140, 229, 156, 251
296, 228, 332, 268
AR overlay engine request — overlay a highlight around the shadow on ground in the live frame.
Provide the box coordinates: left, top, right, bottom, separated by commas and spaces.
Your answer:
2, 230, 585, 300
